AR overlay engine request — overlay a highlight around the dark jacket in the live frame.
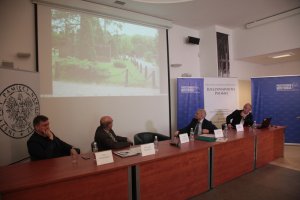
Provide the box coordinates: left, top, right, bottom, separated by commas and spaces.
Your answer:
226, 109, 254, 127
94, 125, 131, 151
179, 118, 217, 135
27, 132, 72, 160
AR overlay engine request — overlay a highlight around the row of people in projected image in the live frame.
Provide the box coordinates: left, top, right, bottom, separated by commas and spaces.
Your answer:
27, 103, 253, 161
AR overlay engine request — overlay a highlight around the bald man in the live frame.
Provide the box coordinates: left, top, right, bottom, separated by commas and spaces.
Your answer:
226, 103, 254, 128
94, 116, 132, 151
175, 109, 217, 137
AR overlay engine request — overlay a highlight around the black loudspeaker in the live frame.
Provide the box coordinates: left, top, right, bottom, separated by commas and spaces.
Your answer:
187, 36, 200, 45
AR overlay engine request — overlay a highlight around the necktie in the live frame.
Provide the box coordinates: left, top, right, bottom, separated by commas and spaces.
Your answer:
106, 130, 117, 142
195, 122, 202, 135
240, 117, 245, 125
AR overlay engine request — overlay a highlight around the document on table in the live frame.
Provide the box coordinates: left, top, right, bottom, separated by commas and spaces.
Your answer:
114, 147, 141, 158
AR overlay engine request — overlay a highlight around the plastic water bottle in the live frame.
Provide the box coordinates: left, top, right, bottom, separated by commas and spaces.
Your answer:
224, 124, 228, 138
190, 128, 194, 141
92, 141, 98, 153
253, 121, 257, 129
154, 136, 159, 152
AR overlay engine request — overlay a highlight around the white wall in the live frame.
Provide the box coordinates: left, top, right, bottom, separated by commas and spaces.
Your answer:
168, 25, 201, 133
231, 60, 300, 80
231, 13, 300, 80
0, 0, 35, 71
233, 14, 300, 59
1, 0, 299, 158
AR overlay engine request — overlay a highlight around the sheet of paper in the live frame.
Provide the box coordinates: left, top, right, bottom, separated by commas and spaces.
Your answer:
214, 129, 224, 138
114, 147, 141, 157
216, 138, 228, 142
236, 124, 244, 132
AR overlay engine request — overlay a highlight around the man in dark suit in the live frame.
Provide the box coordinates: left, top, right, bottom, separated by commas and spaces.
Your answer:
226, 103, 254, 128
27, 115, 79, 161
94, 116, 132, 151
175, 109, 217, 136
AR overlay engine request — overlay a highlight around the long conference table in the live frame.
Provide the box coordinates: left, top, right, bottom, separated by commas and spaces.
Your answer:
0, 126, 284, 200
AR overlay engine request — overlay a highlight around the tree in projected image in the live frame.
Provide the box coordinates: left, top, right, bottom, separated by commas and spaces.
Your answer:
51, 9, 160, 90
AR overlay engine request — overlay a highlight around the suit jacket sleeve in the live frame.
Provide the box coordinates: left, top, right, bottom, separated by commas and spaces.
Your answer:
244, 113, 254, 126
95, 127, 130, 150
27, 134, 72, 160
55, 136, 73, 156
226, 110, 239, 124
27, 139, 56, 160
178, 118, 197, 134
203, 119, 218, 133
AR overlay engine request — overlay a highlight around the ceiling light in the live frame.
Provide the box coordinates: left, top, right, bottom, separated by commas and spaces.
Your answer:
131, 0, 193, 3
245, 7, 300, 29
270, 53, 294, 59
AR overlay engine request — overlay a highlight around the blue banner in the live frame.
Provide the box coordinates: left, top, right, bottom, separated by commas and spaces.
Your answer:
177, 78, 204, 129
251, 76, 300, 143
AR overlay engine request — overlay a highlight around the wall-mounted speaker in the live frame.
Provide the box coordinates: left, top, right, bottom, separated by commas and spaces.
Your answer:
187, 36, 200, 45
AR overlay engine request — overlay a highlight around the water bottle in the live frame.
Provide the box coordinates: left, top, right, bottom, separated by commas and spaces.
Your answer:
92, 141, 98, 153
253, 121, 257, 129
190, 128, 194, 141
224, 124, 228, 138
154, 136, 159, 152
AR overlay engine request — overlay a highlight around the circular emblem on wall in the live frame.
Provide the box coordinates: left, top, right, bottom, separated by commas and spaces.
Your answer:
0, 84, 40, 139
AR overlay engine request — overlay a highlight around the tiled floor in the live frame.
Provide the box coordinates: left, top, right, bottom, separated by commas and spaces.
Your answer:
271, 145, 300, 171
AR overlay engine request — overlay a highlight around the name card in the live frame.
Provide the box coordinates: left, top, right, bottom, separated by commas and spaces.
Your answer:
179, 133, 189, 144
95, 150, 114, 166
141, 143, 155, 156
214, 129, 224, 138
236, 124, 244, 132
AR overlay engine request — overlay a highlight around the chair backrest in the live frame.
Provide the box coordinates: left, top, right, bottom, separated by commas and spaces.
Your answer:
134, 132, 170, 145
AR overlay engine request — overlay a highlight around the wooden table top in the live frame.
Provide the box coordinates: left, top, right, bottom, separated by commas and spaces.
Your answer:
0, 126, 285, 194
0, 139, 211, 193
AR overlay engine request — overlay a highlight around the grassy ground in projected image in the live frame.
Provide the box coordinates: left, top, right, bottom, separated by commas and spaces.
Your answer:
52, 56, 158, 88
52, 81, 161, 96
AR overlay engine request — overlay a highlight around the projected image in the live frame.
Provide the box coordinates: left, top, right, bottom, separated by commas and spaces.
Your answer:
51, 9, 167, 96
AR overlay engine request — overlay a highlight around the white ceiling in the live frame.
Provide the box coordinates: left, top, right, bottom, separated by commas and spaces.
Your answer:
85, 0, 300, 64
87, 0, 300, 29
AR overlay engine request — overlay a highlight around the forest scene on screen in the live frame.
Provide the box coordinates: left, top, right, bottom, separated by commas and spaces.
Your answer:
51, 9, 162, 95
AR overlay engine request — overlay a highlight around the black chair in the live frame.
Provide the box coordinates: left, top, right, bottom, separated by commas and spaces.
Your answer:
134, 132, 170, 145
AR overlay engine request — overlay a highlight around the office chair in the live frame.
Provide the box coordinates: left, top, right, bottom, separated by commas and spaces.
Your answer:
134, 132, 170, 145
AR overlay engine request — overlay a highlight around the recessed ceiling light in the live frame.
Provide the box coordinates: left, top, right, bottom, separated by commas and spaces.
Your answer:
270, 53, 294, 59
131, 0, 193, 3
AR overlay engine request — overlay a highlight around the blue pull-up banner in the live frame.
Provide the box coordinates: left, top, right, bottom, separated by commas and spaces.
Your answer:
177, 78, 204, 130
177, 77, 238, 130
251, 76, 300, 143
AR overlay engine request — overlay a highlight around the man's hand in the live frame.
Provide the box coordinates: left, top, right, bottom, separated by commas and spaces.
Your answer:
70, 148, 78, 156
228, 124, 233, 129
127, 139, 134, 146
202, 129, 209, 134
44, 129, 54, 140
174, 131, 179, 137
